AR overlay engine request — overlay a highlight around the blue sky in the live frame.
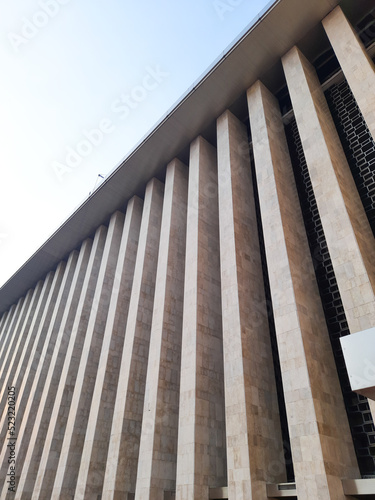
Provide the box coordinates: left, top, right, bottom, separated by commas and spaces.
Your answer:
0, 0, 272, 287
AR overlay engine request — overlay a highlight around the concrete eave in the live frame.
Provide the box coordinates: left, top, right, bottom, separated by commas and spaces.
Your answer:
0, 0, 342, 313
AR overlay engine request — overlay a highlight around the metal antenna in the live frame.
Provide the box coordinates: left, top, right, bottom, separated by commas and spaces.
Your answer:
89, 174, 104, 196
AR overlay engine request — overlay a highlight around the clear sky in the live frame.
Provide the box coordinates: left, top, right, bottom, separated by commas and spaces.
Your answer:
0, 0, 272, 287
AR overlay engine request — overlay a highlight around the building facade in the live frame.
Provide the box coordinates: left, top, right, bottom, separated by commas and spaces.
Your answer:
0, 0, 375, 498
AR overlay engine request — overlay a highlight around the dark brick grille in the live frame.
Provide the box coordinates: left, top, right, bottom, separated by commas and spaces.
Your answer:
325, 79, 375, 236
284, 117, 375, 477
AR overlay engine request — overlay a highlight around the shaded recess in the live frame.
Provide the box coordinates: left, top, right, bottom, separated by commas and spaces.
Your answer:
325, 79, 375, 237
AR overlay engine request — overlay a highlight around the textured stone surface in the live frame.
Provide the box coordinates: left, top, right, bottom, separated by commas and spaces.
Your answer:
282, 46, 375, 334
0, 309, 9, 340
2, 251, 79, 500
0, 305, 16, 340
0, 296, 25, 378
0, 282, 44, 408
283, 44, 375, 425
102, 178, 164, 500
76, 197, 143, 500
1, 5, 375, 497
0, 292, 31, 395
135, 160, 188, 500
175, 136, 226, 500
32, 226, 107, 500
0, 299, 23, 352
247, 80, 359, 500
217, 109, 285, 499
51, 212, 124, 500
15, 239, 93, 499
285, 115, 375, 476
323, 6, 375, 143
0, 263, 65, 492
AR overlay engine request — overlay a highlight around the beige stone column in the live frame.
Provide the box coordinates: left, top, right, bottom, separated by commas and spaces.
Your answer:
175, 136, 226, 500
0, 292, 32, 389
0, 262, 66, 490
0, 297, 20, 363
32, 227, 107, 500
51, 211, 125, 500
322, 6, 375, 141
102, 178, 164, 500
0, 304, 16, 350
2, 305, 16, 331
0, 267, 59, 484
0, 309, 9, 340
0, 275, 51, 411
247, 80, 360, 500
217, 109, 285, 499
0, 282, 43, 406
0, 308, 8, 327
135, 160, 188, 500
282, 46, 375, 334
75, 197, 143, 500
2, 250, 78, 500
15, 239, 93, 500
0, 297, 24, 372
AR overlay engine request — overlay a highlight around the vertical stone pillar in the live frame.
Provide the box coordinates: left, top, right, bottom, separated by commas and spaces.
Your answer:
322, 6, 375, 141
0, 309, 9, 340
0, 297, 24, 371
32, 226, 107, 500
216, 109, 285, 499
0, 304, 16, 348
0, 291, 32, 388
0, 282, 43, 405
175, 136, 226, 500
75, 196, 143, 500
247, 80, 360, 499
282, 47, 375, 334
1, 274, 53, 411
3, 305, 16, 330
135, 160, 188, 500
51, 211, 125, 500
102, 178, 164, 500
3, 250, 78, 500
0, 264, 63, 485
15, 239, 93, 499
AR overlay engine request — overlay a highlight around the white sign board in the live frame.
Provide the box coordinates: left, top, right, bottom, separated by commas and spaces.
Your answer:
340, 327, 375, 400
